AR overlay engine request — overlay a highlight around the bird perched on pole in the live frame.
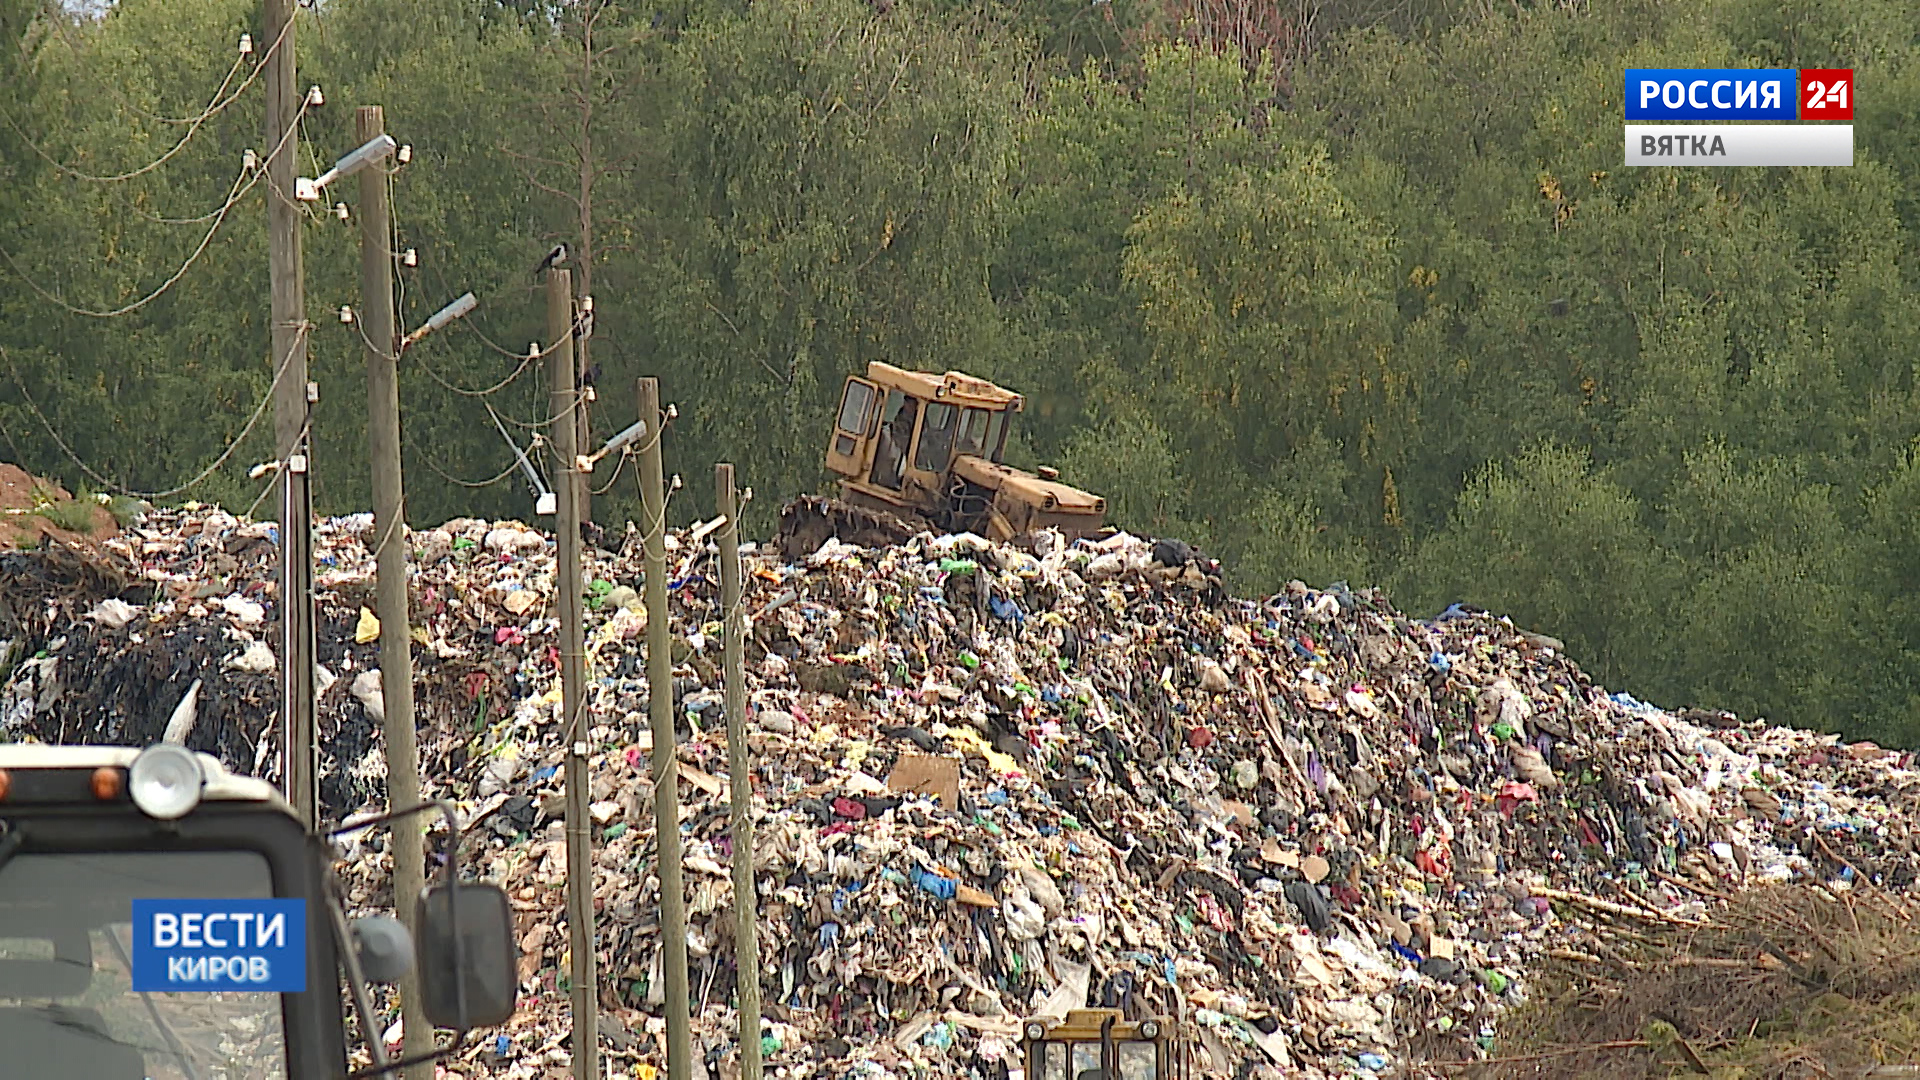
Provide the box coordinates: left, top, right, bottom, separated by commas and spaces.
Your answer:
534, 243, 568, 278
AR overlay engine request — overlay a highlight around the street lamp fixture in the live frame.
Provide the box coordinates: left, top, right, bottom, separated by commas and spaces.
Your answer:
487, 404, 556, 516
400, 292, 477, 348
577, 418, 646, 473
295, 133, 398, 201
577, 405, 677, 473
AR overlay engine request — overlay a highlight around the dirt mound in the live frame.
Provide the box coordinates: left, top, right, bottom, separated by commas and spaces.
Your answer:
0, 463, 120, 549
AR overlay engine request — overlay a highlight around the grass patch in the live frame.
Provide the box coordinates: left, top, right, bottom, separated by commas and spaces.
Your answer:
34, 499, 99, 533
16, 483, 101, 534
102, 494, 146, 527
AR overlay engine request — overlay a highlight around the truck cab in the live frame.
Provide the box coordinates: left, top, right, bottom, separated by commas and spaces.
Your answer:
0, 743, 516, 1079
1021, 1008, 1189, 1080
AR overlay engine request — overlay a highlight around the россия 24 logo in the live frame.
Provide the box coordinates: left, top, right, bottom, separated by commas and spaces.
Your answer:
1624, 69, 1853, 122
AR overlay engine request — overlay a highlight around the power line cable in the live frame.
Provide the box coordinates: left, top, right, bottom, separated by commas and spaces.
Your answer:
0, 324, 308, 500
39, 3, 258, 127
125, 186, 251, 227
348, 316, 398, 363
401, 299, 586, 398
420, 251, 552, 363
493, 389, 591, 431
357, 181, 567, 398
242, 409, 313, 520
241, 469, 281, 520
0, 56, 244, 183
0, 161, 251, 318
418, 450, 524, 490
388, 167, 407, 328
460, 316, 552, 360
0, 99, 307, 319
410, 340, 555, 398
19, 15, 269, 230
1, 12, 293, 185
590, 448, 631, 495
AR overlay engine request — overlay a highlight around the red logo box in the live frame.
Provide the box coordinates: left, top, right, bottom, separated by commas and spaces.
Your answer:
1801, 69, 1854, 119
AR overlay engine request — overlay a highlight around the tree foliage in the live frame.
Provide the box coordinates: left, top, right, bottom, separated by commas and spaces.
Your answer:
4, 0, 1920, 740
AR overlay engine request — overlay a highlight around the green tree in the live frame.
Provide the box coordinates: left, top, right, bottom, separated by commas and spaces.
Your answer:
631, 0, 1028, 529
1410, 444, 1676, 685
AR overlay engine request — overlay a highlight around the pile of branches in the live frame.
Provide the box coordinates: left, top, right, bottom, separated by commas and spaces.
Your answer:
0, 537, 131, 644
1492, 880, 1920, 1080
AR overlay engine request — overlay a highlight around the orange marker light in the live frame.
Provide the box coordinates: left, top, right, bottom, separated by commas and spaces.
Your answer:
91, 767, 123, 801
0, 769, 9, 801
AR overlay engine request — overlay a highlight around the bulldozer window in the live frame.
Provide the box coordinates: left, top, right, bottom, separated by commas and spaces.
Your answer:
914, 402, 959, 473
870, 390, 916, 491
1042, 1041, 1157, 1080
1118, 1041, 1157, 1079
986, 409, 1009, 462
954, 408, 992, 459
837, 379, 876, 434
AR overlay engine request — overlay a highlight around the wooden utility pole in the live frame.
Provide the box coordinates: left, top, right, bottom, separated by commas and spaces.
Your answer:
356, 105, 430, 1079
551, 269, 598, 1080
575, 308, 592, 528
717, 463, 762, 1080
639, 377, 693, 1079
264, 0, 316, 825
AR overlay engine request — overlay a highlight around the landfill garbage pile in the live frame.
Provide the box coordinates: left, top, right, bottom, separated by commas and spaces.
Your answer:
5, 505, 1920, 1080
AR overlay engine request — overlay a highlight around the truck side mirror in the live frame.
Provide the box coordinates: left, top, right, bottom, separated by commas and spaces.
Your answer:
414, 883, 517, 1029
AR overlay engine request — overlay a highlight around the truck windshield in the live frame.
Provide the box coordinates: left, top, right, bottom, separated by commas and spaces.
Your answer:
1042, 1040, 1157, 1080
0, 850, 287, 1079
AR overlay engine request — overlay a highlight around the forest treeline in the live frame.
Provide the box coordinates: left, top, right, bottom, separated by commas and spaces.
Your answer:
2, 0, 1919, 742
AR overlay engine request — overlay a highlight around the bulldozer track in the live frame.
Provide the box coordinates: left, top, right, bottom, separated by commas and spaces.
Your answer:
777, 495, 928, 560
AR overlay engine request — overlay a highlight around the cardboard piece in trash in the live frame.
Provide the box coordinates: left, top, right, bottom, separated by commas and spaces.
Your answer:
887, 752, 962, 808
955, 883, 999, 908
1260, 838, 1298, 867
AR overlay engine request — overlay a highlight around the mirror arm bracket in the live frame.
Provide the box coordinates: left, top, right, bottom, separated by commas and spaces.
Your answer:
325, 870, 392, 1076
327, 798, 478, 1066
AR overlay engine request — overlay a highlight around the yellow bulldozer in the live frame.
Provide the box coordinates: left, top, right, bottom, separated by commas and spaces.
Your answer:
778, 362, 1107, 559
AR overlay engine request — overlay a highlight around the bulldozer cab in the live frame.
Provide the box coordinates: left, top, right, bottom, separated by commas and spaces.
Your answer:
828, 362, 1018, 495
1021, 1009, 1189, 1080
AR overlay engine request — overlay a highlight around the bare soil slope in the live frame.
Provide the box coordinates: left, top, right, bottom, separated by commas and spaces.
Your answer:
0, 463, 119, 549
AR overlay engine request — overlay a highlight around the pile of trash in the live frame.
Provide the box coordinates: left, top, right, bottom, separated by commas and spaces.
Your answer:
5, 503, 1920, 1080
